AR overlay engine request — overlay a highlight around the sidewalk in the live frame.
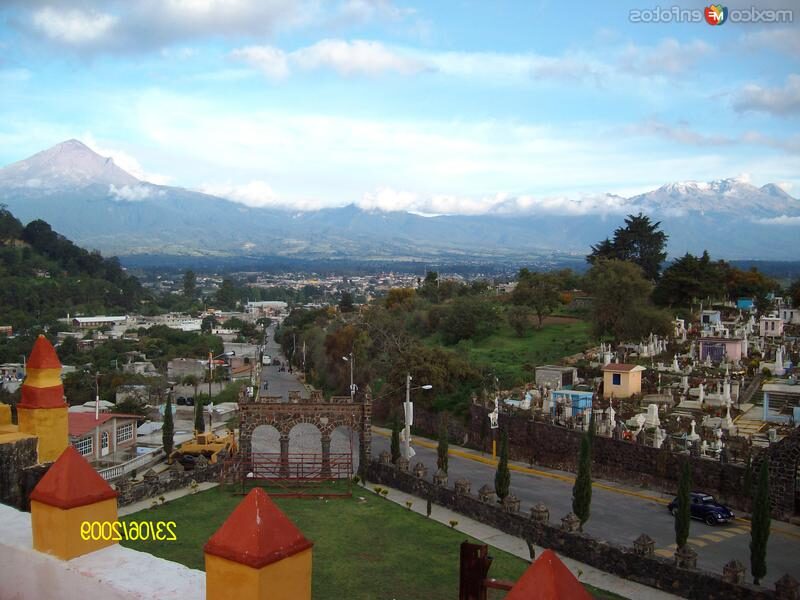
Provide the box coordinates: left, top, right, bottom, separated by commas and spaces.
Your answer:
367, 481, 680, 600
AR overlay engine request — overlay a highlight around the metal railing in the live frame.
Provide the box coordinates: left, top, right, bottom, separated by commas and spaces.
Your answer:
97, 448, 161, 481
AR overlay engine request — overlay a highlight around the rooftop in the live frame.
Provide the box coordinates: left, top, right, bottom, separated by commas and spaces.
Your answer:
68, 412, 140, 437
601, 363, 645, 373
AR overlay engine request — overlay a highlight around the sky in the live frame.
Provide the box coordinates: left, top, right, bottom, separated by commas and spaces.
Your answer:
0, 0, 798, 215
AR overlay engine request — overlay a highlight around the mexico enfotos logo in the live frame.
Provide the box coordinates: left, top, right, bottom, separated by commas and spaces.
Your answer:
629, 4, 793, 24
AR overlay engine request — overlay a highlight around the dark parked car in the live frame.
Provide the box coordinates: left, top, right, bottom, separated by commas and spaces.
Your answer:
668, 492, 735, 525
185, 397, 195, 406
272, 358, 281, 366
176, 396, 186, 405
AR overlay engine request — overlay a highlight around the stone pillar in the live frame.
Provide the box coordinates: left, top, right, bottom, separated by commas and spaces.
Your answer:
30, 446, 119, 560
722, 560, 745, 584
674, 545, 697, 569
320, 434, 331, 477
413, 462, 427, 479
530, 502, 549, 524
205, 488, 313, 600
775, 575, 800, 600
279, 434, 290, 478
396, 456, 410, 473
633, 534, 654, 557
379, 450, 391, 465
433, 469, 448, 487
478, 484, 495, 503
502, 494, 520, 513
561, 512, 581, 532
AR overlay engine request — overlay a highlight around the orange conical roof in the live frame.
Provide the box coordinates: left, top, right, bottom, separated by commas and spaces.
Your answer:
27, 335, 62, 369
204, 488, 313, 569
29, 446, 118, 509
505, 550, 591, 600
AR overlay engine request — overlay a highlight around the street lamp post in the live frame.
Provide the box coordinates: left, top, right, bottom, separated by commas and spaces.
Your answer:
403, 373, 433, 460
342, 352, 355, 402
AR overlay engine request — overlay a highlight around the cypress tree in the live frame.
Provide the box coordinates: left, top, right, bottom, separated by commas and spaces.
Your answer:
750, 460, 771, 585
437, 414, 449, 474
494, 430, 510, 500
572, 430, 593, 529
162, 397, 174, 456
390, 417, 401, 464
194, 398, 205, 434
675, 461, 691, 549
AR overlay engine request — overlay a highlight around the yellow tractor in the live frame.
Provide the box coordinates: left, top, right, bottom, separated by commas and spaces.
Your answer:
169, 430, 237, 469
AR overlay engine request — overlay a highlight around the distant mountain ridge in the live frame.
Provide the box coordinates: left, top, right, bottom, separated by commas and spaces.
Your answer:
0, 140, 798, 262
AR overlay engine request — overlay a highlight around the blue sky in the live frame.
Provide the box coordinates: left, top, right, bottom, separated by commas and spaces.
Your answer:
0, 0, 798, 214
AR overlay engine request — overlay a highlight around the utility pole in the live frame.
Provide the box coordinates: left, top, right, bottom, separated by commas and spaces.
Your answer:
403, 373, 413, 459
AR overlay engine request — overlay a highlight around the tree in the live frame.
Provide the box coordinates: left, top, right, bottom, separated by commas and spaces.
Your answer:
572, 428, 593, 530
215, 278, 239, 310
588, 213, 668, 280
750, 460, 771, 585
419, 271, 440, 303
506, 305, 532, 337
512, 270, 561, 328
390, 417, 401, 464
586, 259, 671, 341
675, 462, 691, 549
494, 430, 510, 500
183, 270, 197, 299
437, 414, 449, 474
194, 396, 205, 433
339, 291, 355, 313
162, 396, 174, 456
182, 374, 200, 401
653, 252, 727, 307
788, 278, 800, 308
439, 296, 498, 345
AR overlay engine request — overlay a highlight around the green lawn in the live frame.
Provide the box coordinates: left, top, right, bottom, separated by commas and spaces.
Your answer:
121, 484, 623, 599
465, 320, 591, 387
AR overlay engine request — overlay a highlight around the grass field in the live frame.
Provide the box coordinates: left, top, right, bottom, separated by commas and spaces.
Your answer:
121, 484, 622, 599
464, 319, 592, 387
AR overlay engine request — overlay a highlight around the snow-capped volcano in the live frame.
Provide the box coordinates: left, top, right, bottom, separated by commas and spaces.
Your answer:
0, 139, 139, 190
628, 178, 799, 217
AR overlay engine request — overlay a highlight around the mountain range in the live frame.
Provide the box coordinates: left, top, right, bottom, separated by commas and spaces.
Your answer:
1, 139, 798, 263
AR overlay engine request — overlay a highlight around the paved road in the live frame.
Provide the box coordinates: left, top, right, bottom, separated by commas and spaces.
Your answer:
258, 324, 310, 401
372, 432, 800, 587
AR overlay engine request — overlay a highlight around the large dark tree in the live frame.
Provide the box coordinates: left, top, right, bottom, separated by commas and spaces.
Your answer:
750, 460, 771, 585
588, 213, 668, 280
183, 270, 197, 299
653, 251, 727, 307
494, 430, 510, 500
437, 414, 449, 474
194, 397, 205, 433
675, 462, 692, 549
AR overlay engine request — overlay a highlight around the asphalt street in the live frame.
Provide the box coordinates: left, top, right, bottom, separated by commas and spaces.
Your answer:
372, 433, 800, 587
258, 323, 310, 401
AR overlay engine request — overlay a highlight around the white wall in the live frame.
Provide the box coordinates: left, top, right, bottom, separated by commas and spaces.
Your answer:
0, 503, 204, 600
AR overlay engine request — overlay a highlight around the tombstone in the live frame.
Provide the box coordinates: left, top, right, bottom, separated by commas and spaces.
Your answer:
645, 404, 660, 429
700, 440, 709, 457
143, 468, 159, 482
195, 454, 209, 469
775, 574, 800, 600
530, 502, 549, 524
687, 420, 700, 443
698, 383, 705, 404
633, 534, 655, 557
478, 484, 495, 503
454, 478, 471, 496
674, 544, 697, 569
379, 450, 391, 465
612, 421, 624, 441
672, 355, 680, 372
722, 560, 745, 584
433, 468, 448, 487
520, 391, 532, 411
561, 512, 581, 533
681, 375, 689, 391
412, 462, 427, 479
654, 428, 665, 449
396, 456, 410, 473
502, 494, 520, 513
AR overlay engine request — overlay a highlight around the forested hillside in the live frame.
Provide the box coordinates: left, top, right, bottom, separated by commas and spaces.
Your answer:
0, 205, 149, 330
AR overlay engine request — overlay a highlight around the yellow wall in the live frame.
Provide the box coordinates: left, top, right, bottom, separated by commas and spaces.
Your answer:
0, 403, 11, 425
205, 548, 312, 600
603, 371, 642, 399
31, 497, 118, 560
17, 406, 68, 463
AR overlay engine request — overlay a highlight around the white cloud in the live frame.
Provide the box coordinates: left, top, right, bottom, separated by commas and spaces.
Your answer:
754, 215, 800, 225
230, 46, 290, 79
742, 28, 800, 59
201, 180, 278, 207
232, 39, 427, 78
83, 134, 173, 184
733, 74, 800, 116
32, 7, 117, 45
109, 184, 159, 201
618, 39, 713, 76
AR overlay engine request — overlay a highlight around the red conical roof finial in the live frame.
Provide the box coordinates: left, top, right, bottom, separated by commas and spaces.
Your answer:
29, 446, 118, 509
27, 335, 62, 369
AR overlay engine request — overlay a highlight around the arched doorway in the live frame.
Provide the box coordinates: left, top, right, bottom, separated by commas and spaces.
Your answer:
289, 423, 322, 478
331, 425, 359, 477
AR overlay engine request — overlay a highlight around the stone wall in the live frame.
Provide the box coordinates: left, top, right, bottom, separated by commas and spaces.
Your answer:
367, 461, 789, 600
113, 462, 223, 507
0, 436, 38, 509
